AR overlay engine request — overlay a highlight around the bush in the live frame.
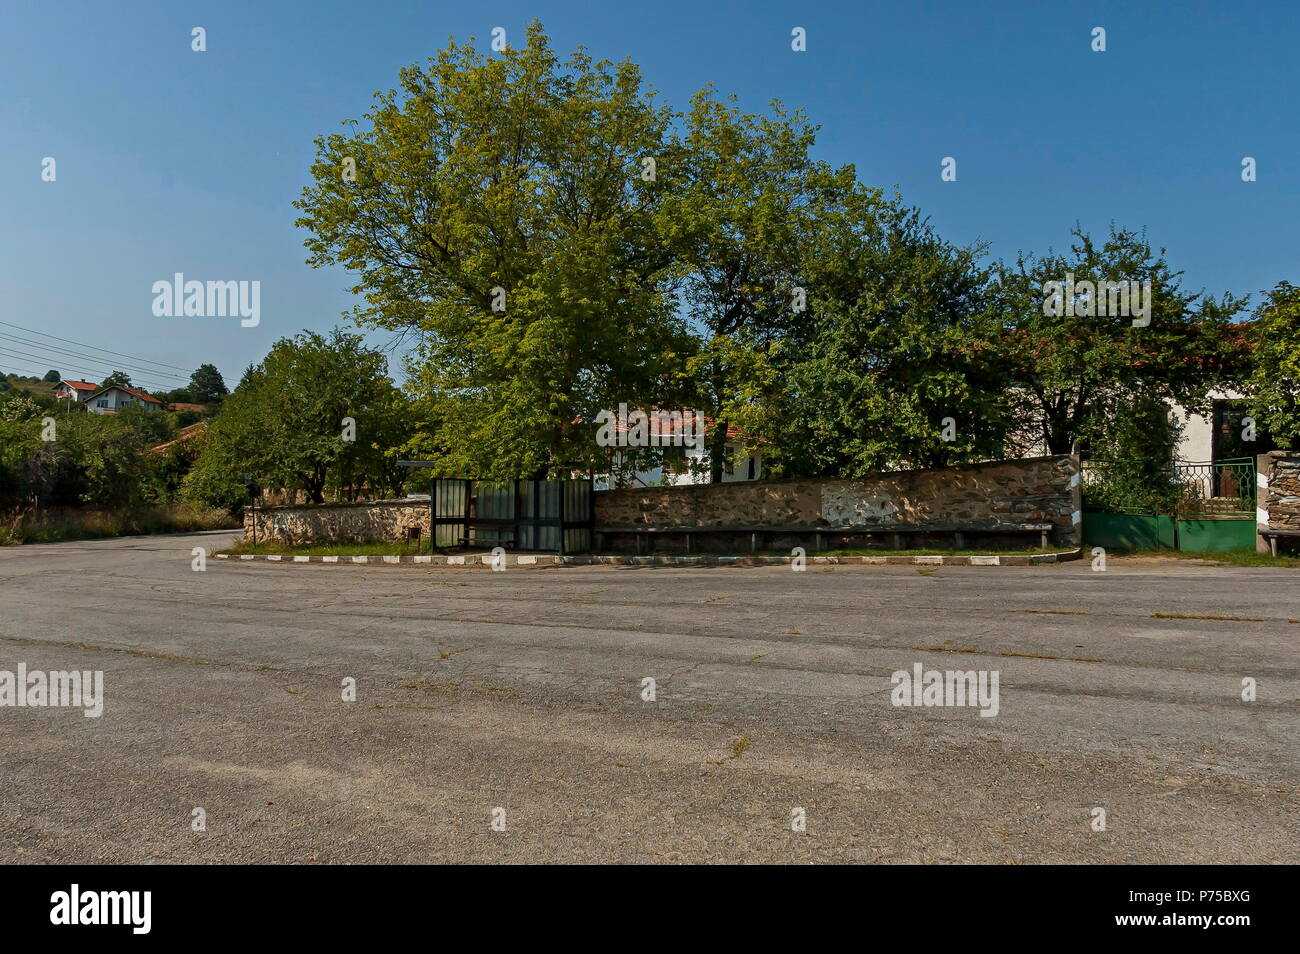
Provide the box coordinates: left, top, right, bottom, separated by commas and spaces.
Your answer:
0, 504, 239, 545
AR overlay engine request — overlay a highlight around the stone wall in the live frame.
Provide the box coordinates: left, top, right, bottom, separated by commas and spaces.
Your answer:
244, 499, 430, 545
241, 456, 1082, 549
1258, 452, 1300, 548
594, 455, 1081, 545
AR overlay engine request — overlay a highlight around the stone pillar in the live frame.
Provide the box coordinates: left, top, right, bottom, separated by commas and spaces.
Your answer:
1256, 452, 1272, 553
1259, 451, 1300, 553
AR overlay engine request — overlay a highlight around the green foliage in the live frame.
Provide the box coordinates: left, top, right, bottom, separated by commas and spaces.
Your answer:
0, 505, 236, 546
0, 404, 167, 511
188, 363, 228, 405
992, 225, 1248, 455
1080, 397, 1187, 513
295, 22, 691, 479
659, 89, 862, 343
292, 23, 1259, 485
732, 200, 1009, 477
99, 371, 132, 390
42, 369, 60, 383
183, 329, 414, 507
1245, 281, 1300, 448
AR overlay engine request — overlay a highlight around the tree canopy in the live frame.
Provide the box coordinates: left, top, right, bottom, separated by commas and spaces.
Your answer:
1245, 281, 1300, 449
182, 330, 413, 506
188, 364, 228, 405
294, 22, 1267, 483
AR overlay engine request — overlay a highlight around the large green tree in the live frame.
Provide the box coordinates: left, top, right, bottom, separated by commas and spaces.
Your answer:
1244, 281, 1300, 448
188, 364, 228, 405
991, 225, 1248, 456
655, 90, 868, 480
295, 22, 689, 479
733, 199, 1009, 477
183, 330, 413, 506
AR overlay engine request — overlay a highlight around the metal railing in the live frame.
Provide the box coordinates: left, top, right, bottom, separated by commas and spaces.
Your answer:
1171, 458, 1255, 514
1081, 458, 1255, 515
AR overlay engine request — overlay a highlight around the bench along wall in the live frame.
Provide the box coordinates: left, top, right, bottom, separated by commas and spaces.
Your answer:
244, 499, 430, 545
594, 455, 1081, 548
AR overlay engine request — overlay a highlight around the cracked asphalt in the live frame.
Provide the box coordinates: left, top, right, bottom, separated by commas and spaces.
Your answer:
1, 530, 1296, 863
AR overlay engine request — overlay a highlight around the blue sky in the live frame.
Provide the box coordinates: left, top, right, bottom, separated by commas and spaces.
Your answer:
2, 0, 1295, 392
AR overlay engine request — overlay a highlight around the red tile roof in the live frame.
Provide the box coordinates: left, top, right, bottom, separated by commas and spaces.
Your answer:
145, 421, 208, 456
83, 384, 164, 405
55, 379, 99, 392
118, 386, 163, 405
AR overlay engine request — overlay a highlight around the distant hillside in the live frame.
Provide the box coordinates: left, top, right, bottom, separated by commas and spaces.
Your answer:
1, 373, 53, 397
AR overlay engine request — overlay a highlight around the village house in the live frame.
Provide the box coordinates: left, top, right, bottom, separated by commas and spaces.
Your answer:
592, 410, 765, 490
81, 385, 163, 415
51, 379, 99, 405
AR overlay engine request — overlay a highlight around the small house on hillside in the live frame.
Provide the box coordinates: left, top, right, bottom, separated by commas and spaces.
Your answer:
51, 379, 99, 404
83, 385, 163, 415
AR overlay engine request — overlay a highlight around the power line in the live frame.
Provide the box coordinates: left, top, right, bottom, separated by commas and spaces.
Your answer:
0, 346, 180, 393
0, 319, 195, 374
0, 332, 191, 382
0, 340, 184, 385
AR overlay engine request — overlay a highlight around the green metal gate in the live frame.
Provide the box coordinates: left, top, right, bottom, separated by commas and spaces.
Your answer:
1082, 458, 1256, 553
430, 478, 593, 554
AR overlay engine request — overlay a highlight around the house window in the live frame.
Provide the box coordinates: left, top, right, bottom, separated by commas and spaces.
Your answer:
747, 456, 756, 480
723, 446, 735, 476
96, 399, 108, 408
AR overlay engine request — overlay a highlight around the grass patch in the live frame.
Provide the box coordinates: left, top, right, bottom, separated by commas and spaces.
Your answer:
1120, 547, 1300, 568
1, 505, 238, 545
221, 539, 445, 557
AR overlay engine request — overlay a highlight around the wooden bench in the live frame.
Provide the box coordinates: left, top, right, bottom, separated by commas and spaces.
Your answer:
1259, 528, 1300, 556
595, 523, 1057, 555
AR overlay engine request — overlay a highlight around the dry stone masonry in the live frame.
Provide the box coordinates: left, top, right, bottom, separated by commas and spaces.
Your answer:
244, 499, 429, 546
595, 455, 1080, 545
244, 456, 1082, 549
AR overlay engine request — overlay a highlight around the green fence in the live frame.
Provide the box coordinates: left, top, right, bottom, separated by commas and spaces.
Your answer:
1081, 458, 1258, 553
1082, 511, 1175, 550
1082, 511, 1256, 553
1174, 517, 1258, 553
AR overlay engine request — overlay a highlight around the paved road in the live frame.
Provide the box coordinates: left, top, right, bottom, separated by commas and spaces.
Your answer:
1, 531, 1296, 863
